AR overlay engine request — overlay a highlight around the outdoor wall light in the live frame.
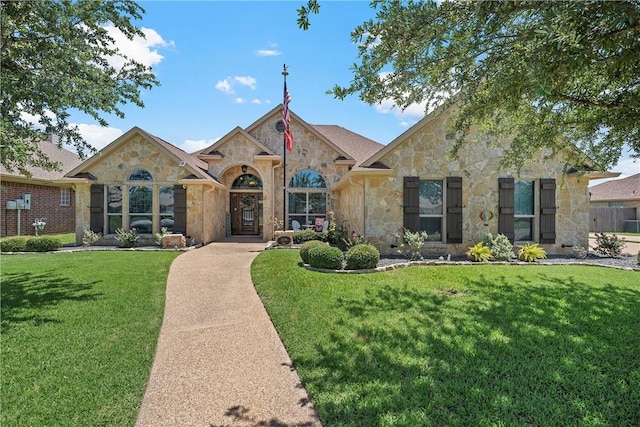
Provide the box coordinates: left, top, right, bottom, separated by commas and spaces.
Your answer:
241, 165, 248, 173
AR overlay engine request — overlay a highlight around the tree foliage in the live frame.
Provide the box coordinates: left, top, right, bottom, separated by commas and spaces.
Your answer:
0, 0, 159, 175
302, 0, 640, 171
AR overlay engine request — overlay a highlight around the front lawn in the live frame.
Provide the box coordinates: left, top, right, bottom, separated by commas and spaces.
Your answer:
252, 249, 640, 426
1, 251, 180, 426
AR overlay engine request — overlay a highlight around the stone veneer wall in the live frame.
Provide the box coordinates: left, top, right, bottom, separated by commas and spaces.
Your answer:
206, 112, 350, 239
363, 109, 590, 256
74, 135, 211, 245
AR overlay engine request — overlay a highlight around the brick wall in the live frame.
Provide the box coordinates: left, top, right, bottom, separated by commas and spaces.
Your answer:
0, 181, 76, 237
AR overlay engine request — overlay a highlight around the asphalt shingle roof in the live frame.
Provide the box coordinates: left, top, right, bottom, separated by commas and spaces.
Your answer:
1, 140, 83, 181
589, 173, 640, 201
311, 125, 384, 167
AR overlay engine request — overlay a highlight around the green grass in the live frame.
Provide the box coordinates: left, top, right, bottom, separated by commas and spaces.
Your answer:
252, 249, 640, 427
1, 251, 180, 426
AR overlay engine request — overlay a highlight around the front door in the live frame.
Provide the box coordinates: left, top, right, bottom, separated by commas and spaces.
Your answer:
230, 193, 261, 235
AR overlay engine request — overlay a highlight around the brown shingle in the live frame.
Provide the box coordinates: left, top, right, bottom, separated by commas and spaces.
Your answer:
589, 173, 640, 201
311, 125, 384, 167
0, 140, 83, 181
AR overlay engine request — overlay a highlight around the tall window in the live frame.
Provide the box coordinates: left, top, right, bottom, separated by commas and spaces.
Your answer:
159, 186, 175, 232
288, 169, 327, 228
419, 180, 443, 241
60, 188, 71, 206
129, 170, 153, 234
107, 186, 123, 234
514, 180, 535, 241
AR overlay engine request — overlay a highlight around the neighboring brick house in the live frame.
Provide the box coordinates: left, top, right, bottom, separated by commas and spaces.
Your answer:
1, 139, 83, 237
63, 104, 616, 255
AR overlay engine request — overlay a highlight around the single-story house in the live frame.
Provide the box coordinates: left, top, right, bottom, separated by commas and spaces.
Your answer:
589, 173, 640, 232
62, 104, 615, 254
1, 137, 82, 237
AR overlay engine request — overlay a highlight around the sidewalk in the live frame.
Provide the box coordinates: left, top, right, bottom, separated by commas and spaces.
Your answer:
135, 240, 321, 427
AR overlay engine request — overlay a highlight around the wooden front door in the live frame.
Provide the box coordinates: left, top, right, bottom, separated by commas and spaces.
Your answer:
230, 193, 261, 235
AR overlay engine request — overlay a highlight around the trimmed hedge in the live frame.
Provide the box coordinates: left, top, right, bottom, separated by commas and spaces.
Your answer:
299, 240, 326, 264
345, 244, 380, 270
25, 237, 62, 252
0, 237, 28, 252
293, 229, 326, 244
308, 245, 344, 270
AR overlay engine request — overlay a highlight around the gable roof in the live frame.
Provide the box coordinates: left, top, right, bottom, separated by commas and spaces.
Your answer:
64, 127, 217, 184
589, 173, 640, 202
311, 125, 384, 167
198, 126, 276, 157
0, 139, 83, 184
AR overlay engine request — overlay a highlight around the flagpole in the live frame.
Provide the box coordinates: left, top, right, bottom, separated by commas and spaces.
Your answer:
282, 64, 288, 229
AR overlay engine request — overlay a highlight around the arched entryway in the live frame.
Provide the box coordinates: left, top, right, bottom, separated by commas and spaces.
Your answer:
230, 173, 263, 235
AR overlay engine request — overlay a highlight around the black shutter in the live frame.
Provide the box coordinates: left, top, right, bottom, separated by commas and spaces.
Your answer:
539, 178, 556, 244
403, 177, 420, 232
174, 185, 187, 235
89, 184, 104, 233
446, 177, 463, 243
498, 178, 515, 242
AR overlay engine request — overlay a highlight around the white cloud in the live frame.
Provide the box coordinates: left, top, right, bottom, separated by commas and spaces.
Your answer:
234, 98, 246, 104
251, 99, 262, 104
234, 76, 257, 89
215, 78, 234, 94
257, 49, 280, 56
179, 138, 220, 153
70, 123, 124, 151
103, 24, 171, 69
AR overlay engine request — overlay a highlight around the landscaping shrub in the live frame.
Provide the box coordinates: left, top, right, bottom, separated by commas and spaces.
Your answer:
25, 237, 62, 252
572, 245, 588, 259
593, 232, 626, 257
466, 242, 494, 262
115, 228, 139, 248
299, 240, 326, 264
396, 228, 428, 260
482, 233, 515, 260
308, 245, 344, 270
517, 242, 547, 262
82, 229, 102, 246
0, 237, 27, 252
345, 243, 380, 270
293, 229, 325, 244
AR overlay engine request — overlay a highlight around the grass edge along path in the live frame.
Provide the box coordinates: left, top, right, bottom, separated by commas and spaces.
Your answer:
252, 249, 640, 427
1, 250, 180, 426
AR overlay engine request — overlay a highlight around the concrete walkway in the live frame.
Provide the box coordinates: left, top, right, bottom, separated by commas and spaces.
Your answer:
135, 240, 321, 427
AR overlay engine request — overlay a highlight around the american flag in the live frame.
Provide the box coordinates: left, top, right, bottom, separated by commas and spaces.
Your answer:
283, 82, 294, 151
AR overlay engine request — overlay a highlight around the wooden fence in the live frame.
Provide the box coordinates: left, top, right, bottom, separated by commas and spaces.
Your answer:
589, 207, 637, 232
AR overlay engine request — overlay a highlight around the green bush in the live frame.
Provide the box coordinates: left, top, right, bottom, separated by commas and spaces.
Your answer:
25, 237, 62, 252
466, 242, 494, 262
345, 243, 380, 270
115, 228, 139, 248
517, 242, 547, 262
396, 228, 428, 260
593, 232, 626, 257
482, 233, 515, 260
299, 240, 326, 264
308, 245, 344, 270
0, 237, 28, 252
293, 229, 325, 244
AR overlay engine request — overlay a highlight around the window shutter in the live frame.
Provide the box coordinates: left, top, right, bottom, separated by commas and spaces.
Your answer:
174, 185, 187, 235
89, 184, 104, 233
498, 178, 515, 242
403, 177, 420, 232
446, 176, 463, 243
539, 178, 556, 244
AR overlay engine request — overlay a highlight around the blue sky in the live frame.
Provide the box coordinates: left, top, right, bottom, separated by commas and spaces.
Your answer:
67, 0, 637, 183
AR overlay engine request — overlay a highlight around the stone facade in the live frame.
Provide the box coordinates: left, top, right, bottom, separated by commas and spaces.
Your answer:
65, 105, 594, 254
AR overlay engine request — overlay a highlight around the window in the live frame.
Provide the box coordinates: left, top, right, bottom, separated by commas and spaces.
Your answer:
232, 174, 262, 189
514, 180, 535, 241
129, 170, 153, 181
609, 202, 624, 208
288, 169, 327, 228
419, 180, 443, 241
107, 186, 123, 234
159, 186, 175, 232
60, 188, 71, 206
129, 186, 153, 234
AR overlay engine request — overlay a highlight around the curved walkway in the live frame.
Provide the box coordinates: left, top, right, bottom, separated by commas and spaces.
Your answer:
135, 240, 321, 427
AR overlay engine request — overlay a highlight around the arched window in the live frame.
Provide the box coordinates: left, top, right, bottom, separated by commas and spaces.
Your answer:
232, 174, 263, 189
288, 169, 327, 229
129, 170, 153, 181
